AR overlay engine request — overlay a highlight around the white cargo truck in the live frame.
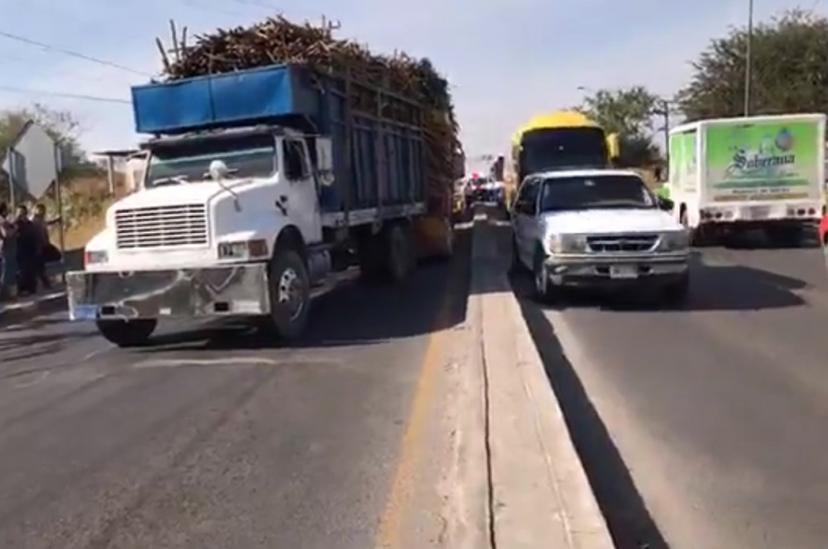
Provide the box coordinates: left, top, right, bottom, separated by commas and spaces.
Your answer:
67, 64, 452, 347
669, 114, 826, 245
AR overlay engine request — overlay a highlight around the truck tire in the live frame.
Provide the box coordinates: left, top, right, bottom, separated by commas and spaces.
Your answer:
386, 223, 414, 283
765, 226, 802, 248
357, 232, 385, 283
268, 250, 311, 342
96, 319, 157, 348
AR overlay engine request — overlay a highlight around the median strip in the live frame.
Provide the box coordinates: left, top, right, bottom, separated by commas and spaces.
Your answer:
470, 211, 613, 548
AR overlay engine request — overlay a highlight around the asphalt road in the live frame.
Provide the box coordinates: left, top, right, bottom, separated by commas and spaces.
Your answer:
0, 231, 471, 549
502, 211, 828, 548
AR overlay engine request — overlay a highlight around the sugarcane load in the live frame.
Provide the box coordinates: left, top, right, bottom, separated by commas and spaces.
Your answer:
65, 16, 461, 346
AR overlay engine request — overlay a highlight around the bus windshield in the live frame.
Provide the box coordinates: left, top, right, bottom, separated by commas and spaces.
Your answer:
521, 127, 608, 175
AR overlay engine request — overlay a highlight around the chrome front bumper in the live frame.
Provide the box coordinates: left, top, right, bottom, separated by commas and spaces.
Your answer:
543, 252, 689, 285
67, 264, 271, 321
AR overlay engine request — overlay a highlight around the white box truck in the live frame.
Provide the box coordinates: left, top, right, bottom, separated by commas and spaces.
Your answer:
669, 114, 826, 245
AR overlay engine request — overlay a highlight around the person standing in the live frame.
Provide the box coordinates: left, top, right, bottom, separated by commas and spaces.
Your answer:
31, 203, 59, 290
14, 205, 38, 296
0, 202, 14, 298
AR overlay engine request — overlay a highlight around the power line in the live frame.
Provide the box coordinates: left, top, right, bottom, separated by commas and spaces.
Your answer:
0, 85, 131, 105
0, 30, 153, 78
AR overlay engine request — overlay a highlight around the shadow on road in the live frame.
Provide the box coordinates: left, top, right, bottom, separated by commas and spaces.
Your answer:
131, 227, 472, 353
520, 299, 669, 549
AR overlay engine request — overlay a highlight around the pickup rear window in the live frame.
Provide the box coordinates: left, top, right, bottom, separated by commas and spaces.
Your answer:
146, 134, 276, 188
540, 175, 656, 212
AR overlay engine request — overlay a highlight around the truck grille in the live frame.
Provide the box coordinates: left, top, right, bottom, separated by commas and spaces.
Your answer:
115, 204, 208, 249
587, 234, 658, 253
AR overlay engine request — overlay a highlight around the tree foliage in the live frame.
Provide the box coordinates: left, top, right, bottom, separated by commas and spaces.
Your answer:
581, 86, 661, 167
0, 103, 85, 167
679, 10, 828, 120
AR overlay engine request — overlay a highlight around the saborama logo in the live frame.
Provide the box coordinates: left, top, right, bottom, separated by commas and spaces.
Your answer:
727, 127, 796, 174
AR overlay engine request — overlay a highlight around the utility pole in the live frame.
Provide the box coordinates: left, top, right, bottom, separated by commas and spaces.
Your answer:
653, 99, 671, 180
744, 0, 754, 116
661, 99, 670, 174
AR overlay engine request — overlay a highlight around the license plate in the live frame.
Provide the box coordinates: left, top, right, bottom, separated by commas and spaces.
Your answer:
749, 206, 771, 219
71, 304, 98, 321
610, 265, 639, 279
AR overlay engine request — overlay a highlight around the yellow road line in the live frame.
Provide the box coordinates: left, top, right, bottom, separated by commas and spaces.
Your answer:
375, 296, 452, 548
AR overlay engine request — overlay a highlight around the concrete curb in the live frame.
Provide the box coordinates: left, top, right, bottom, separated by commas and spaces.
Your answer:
0, 291, 66, 327
470, 212, 613, 548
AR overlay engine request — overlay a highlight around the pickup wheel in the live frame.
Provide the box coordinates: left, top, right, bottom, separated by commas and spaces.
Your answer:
96, 319, 157, 348
268, 250, 311, 342
532, 249, 555, 303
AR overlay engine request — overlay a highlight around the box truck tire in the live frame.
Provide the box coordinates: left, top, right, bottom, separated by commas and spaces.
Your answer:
96, 319, 157, 348
268, 250, 311, 341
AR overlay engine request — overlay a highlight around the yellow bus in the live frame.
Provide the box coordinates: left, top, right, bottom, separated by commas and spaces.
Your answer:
505, 110, 619, 206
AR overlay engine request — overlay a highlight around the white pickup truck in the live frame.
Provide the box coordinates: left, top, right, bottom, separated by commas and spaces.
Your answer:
511, 170, 690, 303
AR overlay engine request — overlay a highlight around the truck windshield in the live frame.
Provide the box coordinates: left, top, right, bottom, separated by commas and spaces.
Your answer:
540, 175, 656, 212
146, 134, 276, 188
521, 128, 608, 175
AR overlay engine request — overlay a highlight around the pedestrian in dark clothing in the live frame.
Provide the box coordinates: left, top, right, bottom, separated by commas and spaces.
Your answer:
0, 202, 14, 298
31, 203, 57, 290
15, 205, 38, 296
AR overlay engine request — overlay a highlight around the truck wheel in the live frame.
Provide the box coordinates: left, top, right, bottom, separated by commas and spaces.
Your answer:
357, 232, 385, 282
766, 226, 801, 248
386, 223, 414, 283
96, 319, 157, 348
268, 250, 311, 341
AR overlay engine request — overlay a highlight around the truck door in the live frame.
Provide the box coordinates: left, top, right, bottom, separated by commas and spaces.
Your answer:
281, 138, 322, 244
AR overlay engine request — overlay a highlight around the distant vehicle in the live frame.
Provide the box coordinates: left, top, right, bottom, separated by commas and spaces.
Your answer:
452, 179, 469, 222
669, 114, 826, 246
466, 174, 503, 205
820, 213, 828, 248
511, 170, 690, 303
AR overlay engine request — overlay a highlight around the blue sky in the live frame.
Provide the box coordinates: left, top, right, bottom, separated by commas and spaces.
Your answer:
0, 0, 822, 163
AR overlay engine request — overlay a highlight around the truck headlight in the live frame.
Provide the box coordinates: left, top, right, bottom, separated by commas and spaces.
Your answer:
548, 234, 587, 254
84, 250, 108, 266
218, 239, 269, 260
658, 231, 690, 252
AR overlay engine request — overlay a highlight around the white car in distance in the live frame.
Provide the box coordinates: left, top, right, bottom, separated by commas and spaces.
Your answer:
511, 170, 691, 303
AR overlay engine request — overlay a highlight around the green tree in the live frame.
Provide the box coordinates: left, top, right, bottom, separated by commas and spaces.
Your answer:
679, 10, 828, 120
0, 103, 85, 166
581, 86, 661, 167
